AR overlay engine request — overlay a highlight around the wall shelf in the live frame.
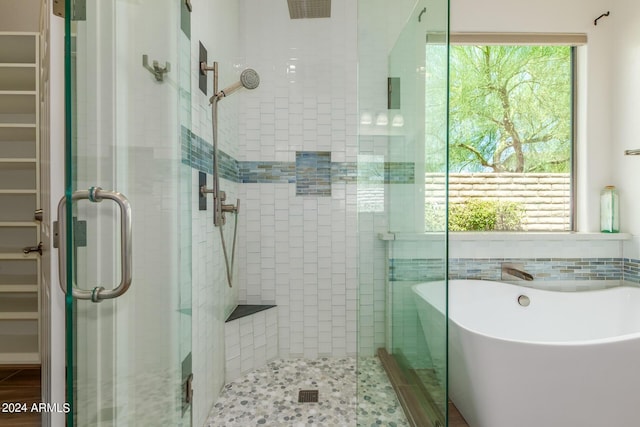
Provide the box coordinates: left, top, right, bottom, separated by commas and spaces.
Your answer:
0, 253, 39, 260
0, 285, 37, 293
0, 189, 37, 194
0, 32, 40, 365
0, 294, 38, 319
0, 332, 39, 364
0, 271, 38, 287
0, 222, 37, 227
0, 68, 36, 91
0, 158, 37, 163
0, 124, 36, 128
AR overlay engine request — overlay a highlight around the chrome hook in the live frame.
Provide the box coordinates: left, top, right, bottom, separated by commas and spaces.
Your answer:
142, 55, 170, 82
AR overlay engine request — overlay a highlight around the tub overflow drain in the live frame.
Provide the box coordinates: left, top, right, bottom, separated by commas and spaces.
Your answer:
518, 295, 530, 307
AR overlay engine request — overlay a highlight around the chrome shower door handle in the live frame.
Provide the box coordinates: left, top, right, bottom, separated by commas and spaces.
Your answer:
57, 187, 133, 302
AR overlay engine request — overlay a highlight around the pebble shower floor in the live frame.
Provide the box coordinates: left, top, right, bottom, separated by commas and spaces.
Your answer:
205, 357, 409, 426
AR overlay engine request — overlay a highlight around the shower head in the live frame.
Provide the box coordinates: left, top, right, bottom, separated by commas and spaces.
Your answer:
212, 68, 260, 102
239, 69, 260, 90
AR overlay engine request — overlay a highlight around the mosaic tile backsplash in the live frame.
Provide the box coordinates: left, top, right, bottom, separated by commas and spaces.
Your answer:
390, 258, 640, 283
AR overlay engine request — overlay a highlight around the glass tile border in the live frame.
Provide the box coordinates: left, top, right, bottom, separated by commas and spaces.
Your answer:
388, 257, 640, 283
180, 126, 416, 186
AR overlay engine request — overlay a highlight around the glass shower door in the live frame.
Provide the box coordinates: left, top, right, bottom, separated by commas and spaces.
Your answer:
63, 1, 191, 425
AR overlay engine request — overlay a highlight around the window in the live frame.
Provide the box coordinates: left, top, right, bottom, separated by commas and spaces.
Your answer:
439, 34, 582, 232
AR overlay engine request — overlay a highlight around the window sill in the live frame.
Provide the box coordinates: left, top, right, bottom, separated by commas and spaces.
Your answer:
378, 232, 632, 241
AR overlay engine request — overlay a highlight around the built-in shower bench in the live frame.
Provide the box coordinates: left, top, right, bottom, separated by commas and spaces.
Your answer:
226, 304, 276, 322
224, 304, 278, 382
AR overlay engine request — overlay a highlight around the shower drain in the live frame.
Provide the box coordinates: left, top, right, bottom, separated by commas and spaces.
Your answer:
298, 390, 319, 403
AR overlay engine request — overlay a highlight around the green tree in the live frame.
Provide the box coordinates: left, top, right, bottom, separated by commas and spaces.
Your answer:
449, 45, 572, 173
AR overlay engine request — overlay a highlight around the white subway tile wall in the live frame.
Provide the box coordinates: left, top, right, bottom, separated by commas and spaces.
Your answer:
224, 307, 279, 382
236, 0, 359, 359
187, 1, 242, 426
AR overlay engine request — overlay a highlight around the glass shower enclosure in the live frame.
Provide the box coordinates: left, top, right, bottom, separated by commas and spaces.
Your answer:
358, 0, 448, 425
63, 0, 192, 425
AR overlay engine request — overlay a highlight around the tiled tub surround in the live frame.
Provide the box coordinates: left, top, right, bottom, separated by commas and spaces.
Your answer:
386, 232, 637, 285
387, 254, 640, 393
390, 257, 640, 285
386, 234, 637, 371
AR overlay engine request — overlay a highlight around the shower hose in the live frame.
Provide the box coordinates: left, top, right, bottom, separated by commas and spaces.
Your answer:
212, 98, 238, 288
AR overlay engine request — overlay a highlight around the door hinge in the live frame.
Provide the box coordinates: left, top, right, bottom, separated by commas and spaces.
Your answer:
184, 373, 194, 404
53, 0, 86, 20
181, 352, 193, 416
53, 0, 64, 18
53, 218, 87, 249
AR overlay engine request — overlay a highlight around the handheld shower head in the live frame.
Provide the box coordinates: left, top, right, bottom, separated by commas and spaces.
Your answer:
212, 68, 260, 102
239, 69, 260, 90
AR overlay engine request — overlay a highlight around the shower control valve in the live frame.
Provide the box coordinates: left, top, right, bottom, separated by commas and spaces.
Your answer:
221, 199, 240, 215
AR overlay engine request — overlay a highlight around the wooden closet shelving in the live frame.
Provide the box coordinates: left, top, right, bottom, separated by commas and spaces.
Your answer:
0, 32, 40, 365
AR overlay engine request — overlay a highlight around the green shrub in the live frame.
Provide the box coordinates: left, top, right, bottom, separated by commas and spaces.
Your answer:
449, 199, 524, 231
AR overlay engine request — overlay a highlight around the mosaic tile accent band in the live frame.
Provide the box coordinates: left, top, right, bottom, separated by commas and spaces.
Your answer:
356, 161, 415, 184
389, 259, 446, 282
331, 162, 358, 183
389, 258, 637, 282
180, 126, 416, 186
449, 258, 624, 281
623, 258, 640, 283
238, 161, 296, 184
180, 126, 239, 182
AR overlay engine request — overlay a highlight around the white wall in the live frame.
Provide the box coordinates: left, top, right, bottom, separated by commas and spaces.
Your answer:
611, 0, 640, 258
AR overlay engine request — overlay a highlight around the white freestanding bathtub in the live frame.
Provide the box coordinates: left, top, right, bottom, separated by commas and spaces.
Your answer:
413, 279, 640, 427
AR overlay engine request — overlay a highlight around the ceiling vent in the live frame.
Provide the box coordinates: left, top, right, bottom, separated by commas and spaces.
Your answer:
287, 0, 331, 19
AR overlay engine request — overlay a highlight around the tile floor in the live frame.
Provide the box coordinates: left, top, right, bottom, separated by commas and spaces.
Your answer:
205, 357, 409, 426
